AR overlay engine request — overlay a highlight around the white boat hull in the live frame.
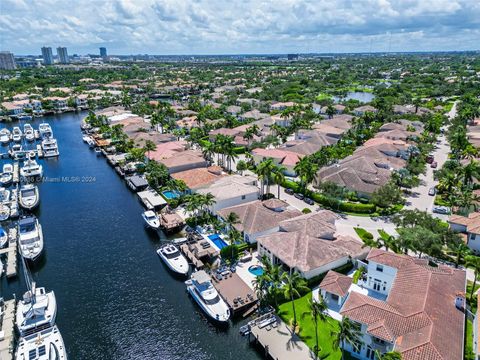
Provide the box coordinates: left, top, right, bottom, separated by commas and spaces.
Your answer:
157, 247, 189, 275
16, 325, 67, 360
186, 285, 230, 323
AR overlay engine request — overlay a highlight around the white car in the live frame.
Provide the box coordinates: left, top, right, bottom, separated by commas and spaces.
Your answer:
432, 206, 450, 215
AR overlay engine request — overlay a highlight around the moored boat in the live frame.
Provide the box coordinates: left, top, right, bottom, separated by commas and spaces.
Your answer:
20, 158, 43, 178
12, 127, 23, 142
0, 128, 11, 144
38, 123, 53, 138
19, 184, 40, 210
156, 244, 189, 275
24, 124, 35, 142
185, 270, 230, 323
0, 227, 7, 248
142, 210, 160, 229
0, 163, 13, 185
18, 216, 44, 261
41, 137, 59, 157
15, 325, 67, 360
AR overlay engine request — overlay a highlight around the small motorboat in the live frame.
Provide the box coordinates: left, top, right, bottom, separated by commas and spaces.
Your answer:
157, 243, 189, 275
142, 210, 160, 229
38, 123, 53, 138
18, 216, 44, 261
82, 134, 91, 143
0, 128, 11, 144
0, 227, 8, 248
24, 124, 35, 142
12, 127, 22, 142
0, 205, 10, 221
10, 144, 26, 160
19, 184, 40, 210
94, 147, 102, 155
0, 163, 13, 185
0, 187, 11, 203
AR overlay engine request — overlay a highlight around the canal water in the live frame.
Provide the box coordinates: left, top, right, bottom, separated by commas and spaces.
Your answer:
0, 112, 261, 360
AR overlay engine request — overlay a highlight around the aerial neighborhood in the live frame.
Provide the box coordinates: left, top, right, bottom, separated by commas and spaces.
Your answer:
1, 49, 480, 360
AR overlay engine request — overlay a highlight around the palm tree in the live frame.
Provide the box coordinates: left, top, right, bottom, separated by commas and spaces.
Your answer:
326, 104, 336, 119
256, 158, 276, 196
225, 211, 240, 230
331, 317, 363, 360
302, 297, 329, 357
201, 141, 215, 164
272, 165, 286, 199
466, 255, 480, 300
143, 140, 156, 160
447, 240, 471, 268
281, 271, 309, 331
375, 350, 402, 360
463, 160, 480, 185
294, 157, 318, 190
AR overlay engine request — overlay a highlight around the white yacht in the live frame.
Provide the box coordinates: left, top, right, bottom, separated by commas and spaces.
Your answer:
0, 227, 8, 248
12, 127, 23, 142
18, 216, 44, 261
185, 270, 230, 323
38, 123, 53, 139
15, 325, 67, 360
0, 163, 13, 185
142, 210, 160, 229
0, 204, 10, 221
41, 137, 59, 157
20, 158, 43, 178
19, 184, 40, 210
24, 124, 35, 142
0, 128, 11, 144
0, 187, 11, 203
16, 282, 57, 336
82, 134, 91, 143
157, 244, 189, 275
10, 144, 26, 160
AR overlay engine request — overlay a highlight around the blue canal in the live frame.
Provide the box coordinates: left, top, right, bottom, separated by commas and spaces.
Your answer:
0, 112, 261, 360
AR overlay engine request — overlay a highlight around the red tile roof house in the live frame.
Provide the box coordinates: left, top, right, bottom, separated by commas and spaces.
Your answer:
337, 249, 466, 360
257, 210, 368, 279
251, 148, 303, 176
146, 141, 188, 162
159, 150, 208, 174
353, 105, 378, 116
448, 212, 480, 254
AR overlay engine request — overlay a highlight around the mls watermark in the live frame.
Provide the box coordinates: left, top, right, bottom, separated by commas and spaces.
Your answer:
40, 176, 97, 183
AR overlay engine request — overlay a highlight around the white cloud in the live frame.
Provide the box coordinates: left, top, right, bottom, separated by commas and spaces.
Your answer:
0, 0, 479, 54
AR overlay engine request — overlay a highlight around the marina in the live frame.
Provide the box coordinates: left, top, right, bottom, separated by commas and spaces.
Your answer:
0, 112, 262, 360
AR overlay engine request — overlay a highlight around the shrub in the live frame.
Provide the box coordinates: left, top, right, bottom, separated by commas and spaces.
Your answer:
220, 244, 240, 263
354, 227, 374, 242
302, 208, 312, 214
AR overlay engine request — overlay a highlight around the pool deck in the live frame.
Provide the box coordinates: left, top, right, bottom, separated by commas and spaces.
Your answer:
213, 272, 257, 315
235, 253, 261, 290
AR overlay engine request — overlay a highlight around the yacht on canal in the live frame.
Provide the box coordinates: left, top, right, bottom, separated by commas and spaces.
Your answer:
38, 123, 53, 138
18, 216, 44, 261
24, 124, 35, 142
16, 325, 67, 360
20, 157, 43, 178
156, 243, 189, 275
0, 227, 8, 248
0, 128, 11, 144
142, 210, 160, 229
185, 270, 230, 323
19, 184, 40, 210
41, 137, 59, 157
12, 127, 23, 142
16, 282, 57, 336
0, 163, 13, 185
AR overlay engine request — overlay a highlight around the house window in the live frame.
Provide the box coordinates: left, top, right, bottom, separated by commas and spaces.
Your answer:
470, 233, 476, 240
366, 346, 375, 360
241, 195, 246, 200
376, 265, 383, 272
331, 294, 339, 301
383, 282, 387, 291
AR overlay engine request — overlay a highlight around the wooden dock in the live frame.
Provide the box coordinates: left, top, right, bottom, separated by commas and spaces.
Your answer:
0, 228, 18, 278
0, 299, 16, 360
12, 163, 19, 183
213, 273, 257, 315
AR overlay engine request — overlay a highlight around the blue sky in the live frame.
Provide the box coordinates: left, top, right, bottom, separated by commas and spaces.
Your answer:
1, 0, 479, 55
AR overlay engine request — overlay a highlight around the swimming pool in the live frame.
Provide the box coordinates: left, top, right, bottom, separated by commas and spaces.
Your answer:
162, 190, 180, 200
208, 234, 228, 250
248, 265, 264, 277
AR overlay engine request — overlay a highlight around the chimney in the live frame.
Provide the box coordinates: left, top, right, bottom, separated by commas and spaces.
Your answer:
455, 292, 466, 310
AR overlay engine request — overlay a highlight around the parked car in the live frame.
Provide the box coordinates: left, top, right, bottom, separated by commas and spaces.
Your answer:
285, 188, 294, 195
430, 161, 438, 168
294, 193, 304, 200
428, 187, 436, 196
304, 197, 314, 205
426, 155, 434, 164
433, 206, 450, 214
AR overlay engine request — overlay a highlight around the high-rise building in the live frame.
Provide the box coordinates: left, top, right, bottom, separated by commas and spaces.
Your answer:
56, 47, 69, 64
99, 47, 107, 58
41, 46, 54, 65
0, 51, 17, 70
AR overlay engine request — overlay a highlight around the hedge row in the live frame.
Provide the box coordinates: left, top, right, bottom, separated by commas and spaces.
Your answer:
281, 179, 376, 214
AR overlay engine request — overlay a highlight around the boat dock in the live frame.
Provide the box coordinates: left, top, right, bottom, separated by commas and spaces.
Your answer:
137, 189, 167, 210
36, 144, 44, 158
248, 314, 314, 360
180, 244, 205, 269
0, 299, 16, 360
0, 228, 18, 278
213, 272, 257, 315
12, 163, 19, 183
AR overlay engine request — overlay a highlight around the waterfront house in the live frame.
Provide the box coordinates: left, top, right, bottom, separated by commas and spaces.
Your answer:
146, 141, 188, 162
257, 210, 367, 279
217, 199, 301, 243
43, 96, 69, 112
171, 166, 224, 191
238, 109, 270, 122
339, 249, 466, 360
270, 101, 296, 111
196, 175, 259, 214
448, 212, 480, 253
226, 105, 242, 115
1, 101, 24, 115
353, 105, 377, 116
319, 270, 352, 310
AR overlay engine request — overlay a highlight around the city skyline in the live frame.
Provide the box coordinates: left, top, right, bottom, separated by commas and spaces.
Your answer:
1, 0, 479, 55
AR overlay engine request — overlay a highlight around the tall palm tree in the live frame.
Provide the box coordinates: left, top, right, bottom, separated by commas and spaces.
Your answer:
281, 271, 309, 331
331, 317, 363, 360
466, 255, 480, 300
143, 140, 157, 160
302, 297, 329, 357
256, 158, 276, 196
272, 165, 286, 199
447, 240, 471, 268
294, 157, 319, 190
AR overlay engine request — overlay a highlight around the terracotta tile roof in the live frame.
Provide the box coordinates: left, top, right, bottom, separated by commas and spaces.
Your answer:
171, 167, 224, 189
319, 270, 352, 297
449, 212, 480, 235
341, 249, 466, 360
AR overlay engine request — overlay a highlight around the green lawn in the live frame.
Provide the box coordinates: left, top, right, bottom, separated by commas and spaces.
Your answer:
467, 281, 480, 313
465, 319, 475, 360
278, 292, 348, 359
354, 227, 374, 243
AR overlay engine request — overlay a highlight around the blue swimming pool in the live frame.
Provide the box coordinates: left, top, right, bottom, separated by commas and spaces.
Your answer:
162, 190, 180, 199
248, 265, 264, 277
208, 234, 228, 249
